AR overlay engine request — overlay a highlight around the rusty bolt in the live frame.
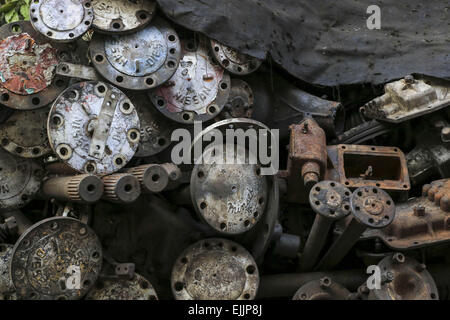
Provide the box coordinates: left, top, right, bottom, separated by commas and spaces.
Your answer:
413, 205, 426, 217
320, 277, 332, 288
381, 271, 395, 284
392, 253, 405, 264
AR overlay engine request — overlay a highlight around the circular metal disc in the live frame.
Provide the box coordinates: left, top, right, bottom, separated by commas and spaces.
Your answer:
92, 0, 156, 34
0, 21, 70, 110
30, 0, 94, 42
131, 94, 173, 157
90, 17, 181, 91
309, 181, 352, 220
150, 37, 230, 124
372, 254, 438, 300
222, 79, 254, 119
10, 217, 102, 300
48, 81, 140, 175
191, 143, 268, 235
350, 186, 395, 229
171, 238, 259, 300
0, 244, 14, 295
0, 148, 43, 210
86, 273, 158, 300
0, 107, 51, 158
210, 39, 262, 75
293, 278, 351, 300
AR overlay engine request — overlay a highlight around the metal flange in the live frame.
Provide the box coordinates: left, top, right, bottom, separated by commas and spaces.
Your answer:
90, 17, 181, 91
309, 181, 352, 219
210, 39, 262, 75
10, 217, 102, 300
47, 81, 140, 175
171, 238, 259, 300
0, 107, 51, 158
30, 0, 94, 42
0, 21, 69, 110
150, 36, 231, 124
293, 277, 351, 300
86, 272, 158, 300
92, 0, 156, 34
222, 79, 254, 119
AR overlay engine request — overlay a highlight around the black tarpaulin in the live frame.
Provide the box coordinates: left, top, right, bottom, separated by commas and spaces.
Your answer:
156, 0, 450, 86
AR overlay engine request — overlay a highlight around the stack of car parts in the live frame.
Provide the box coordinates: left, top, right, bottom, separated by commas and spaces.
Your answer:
0, 0, 447, 301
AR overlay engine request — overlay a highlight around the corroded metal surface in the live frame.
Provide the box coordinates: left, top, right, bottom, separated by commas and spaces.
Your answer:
0, 148, 43, 210
0, 22, 69, 110
47, 81, 140, 175
292, 277, 350, 300
150, 36, 230, 124
222, 79, 254, 119
210, 39, 262, 75
0, 244, 14, 296
10, 217, 102, 300
191, 143, 268, 235
86, 272, 158, 300
56, 62, 100, 81
423, 179, 450, 212
41, 174, 104, 203
102, 173, 141, 203
92, 0, 156, 34
126, 163, 181, 193
30, 0, 94, 42
0, 107, 51, 158
171, 238, 259, 300
90, 17, 181, 90
309, 181, 352, 219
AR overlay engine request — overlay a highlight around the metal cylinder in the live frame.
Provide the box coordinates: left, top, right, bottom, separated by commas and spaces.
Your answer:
41, 174, 104, 203
102, 174, 141, 203
126, 163, 181, 193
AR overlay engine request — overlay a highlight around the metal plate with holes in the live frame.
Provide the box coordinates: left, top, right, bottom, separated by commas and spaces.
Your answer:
0, 21, 69, 110
131, 94, 174, 157
92, 0, 156, 34
222, 79, 254, 119
86, 272, 158, 300
47, 81, 140, 175
171, 238, 259, 300
191, 143, 268, 235
30, 0, 94, 42
210, 39, 262, 75
0, 107, 51, 158
0, 148, 43, 210
309, 181, 352, 220
350, 186, 395, 229
292, 278, 351, 300
0, 244, 14, 295
150, 37, 231, 124
90, 17, 181, 91
10, 217, 102, 300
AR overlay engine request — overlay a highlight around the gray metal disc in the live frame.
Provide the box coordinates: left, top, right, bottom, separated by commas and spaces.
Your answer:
30, 0, 94, 42
48, 81, 140, 175
92, 0, 156, 34
86, 272, 158, 300
90, 17, 181, 91
309, 181, 352, 220
210, 39, 262, 75
10, 217, 102, 300
150, 36, 230, 124
171, 238, 259, 300
0, 107, 51, 158
293, 278, 351, 300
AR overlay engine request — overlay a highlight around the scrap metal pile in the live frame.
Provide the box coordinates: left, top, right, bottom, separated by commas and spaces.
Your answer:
0, 0, 448, 300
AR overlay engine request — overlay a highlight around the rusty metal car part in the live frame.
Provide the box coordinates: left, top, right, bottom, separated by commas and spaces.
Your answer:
209, 39, 262, 75
90, 17, 181, 91
221, 79, 254, 119
56, 62, 100, 81
150, 36, 231, 124
292, 277, 351, 300
316, 186, 395, 270
48, 81, 140, 175
171, 238, 259, 300
0, 107, 51, 158
0, 244, 14, 296
92, 0, 156, 34
278, 118, 327, 203
86, 272, 158, 300
0, 148, 43, 210
367, 253, 438, 300
41, 174, 104, 203
30, 0, 94, 42
361, 75, 450, 123
0, 22, 69, 110
126, 163, 182, 193
299, 181, 352, 271
191, 143, 268, 235
102, 173, 141, 203
10, 216, 102, 300
327, 144, 411, 192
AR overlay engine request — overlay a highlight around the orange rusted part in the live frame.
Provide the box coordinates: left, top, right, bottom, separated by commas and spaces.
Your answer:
0, 33, 58, 95
422, 179, 450, 212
